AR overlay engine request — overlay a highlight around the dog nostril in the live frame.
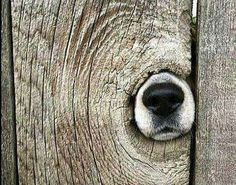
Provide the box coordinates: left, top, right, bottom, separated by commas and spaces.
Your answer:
142, 83, 184, 117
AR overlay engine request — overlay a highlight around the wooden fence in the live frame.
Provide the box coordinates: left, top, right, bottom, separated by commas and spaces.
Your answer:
1, 0, 235, 184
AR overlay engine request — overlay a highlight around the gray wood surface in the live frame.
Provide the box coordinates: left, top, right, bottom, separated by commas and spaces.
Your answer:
11, 0, 193, 184
195, 0, 236, 184
1, 0, 19, 184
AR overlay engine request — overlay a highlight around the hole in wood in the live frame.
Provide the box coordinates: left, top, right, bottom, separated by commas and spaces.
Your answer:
134, 72, 195, 141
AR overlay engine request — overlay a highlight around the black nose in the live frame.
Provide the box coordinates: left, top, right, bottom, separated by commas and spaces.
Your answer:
142, 83, 184, 117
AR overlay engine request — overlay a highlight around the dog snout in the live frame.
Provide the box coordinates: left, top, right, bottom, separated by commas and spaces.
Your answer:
142, 83, 184, 117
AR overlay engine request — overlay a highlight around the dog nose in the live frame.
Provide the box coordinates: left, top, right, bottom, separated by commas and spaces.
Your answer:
142, 83, 184, 117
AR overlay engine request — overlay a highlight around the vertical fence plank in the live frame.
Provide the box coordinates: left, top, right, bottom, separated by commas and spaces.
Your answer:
196, 0, 236, 184
1, 0, 19, 184
11, 0, 193, 184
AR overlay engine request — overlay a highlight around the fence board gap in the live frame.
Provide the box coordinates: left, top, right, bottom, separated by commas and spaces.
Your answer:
1, 0, 19, 184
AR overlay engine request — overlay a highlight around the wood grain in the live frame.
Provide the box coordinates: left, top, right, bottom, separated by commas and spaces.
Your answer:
11, 0, 193, 184
195, 0, 236, 184
1, 0, 19, 184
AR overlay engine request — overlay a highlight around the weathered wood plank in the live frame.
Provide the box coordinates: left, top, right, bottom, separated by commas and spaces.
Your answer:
195, 0, 236, 184
1, 0, 19, 184
11, 0, 193, 184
